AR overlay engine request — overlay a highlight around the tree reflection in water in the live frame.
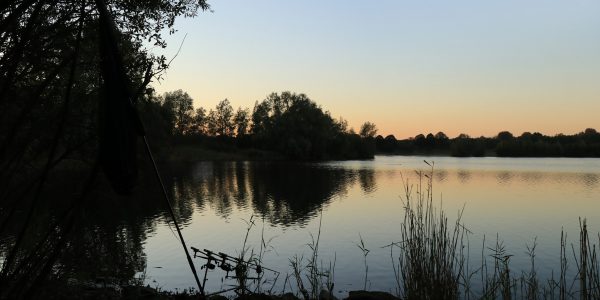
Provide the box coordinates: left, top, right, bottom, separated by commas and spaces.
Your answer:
168, 161, 374, 227
0, 161, 374, 292
0, 167, 168, 294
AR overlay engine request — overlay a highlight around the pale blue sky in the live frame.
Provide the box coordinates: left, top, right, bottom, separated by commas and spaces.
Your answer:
154, 1, 600, 138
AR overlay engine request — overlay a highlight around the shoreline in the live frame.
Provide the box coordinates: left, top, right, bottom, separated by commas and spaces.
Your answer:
161, 144, 600, 162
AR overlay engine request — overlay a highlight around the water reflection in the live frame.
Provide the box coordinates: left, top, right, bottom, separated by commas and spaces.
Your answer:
0, 171, 167, 288
61, 182, 171, 284
436, 170, 448, 183
520, 172, 543, 184
173, 162, 373, 226
164, 160, 600, 229
457, 169, 471, 183
3, 157, 599, 293
581, 173, 599, 188
110, 158, 600, 294
496, 171, 513, 184
359, 169, 377, 194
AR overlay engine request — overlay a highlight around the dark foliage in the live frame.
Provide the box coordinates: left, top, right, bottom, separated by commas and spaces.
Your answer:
249, 92, 374, 160
375, 129, 600, 157
0, 0, 210, 297
157, 91, 376, 161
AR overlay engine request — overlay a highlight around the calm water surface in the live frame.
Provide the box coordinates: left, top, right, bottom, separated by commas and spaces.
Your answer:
140, 156, 600, 295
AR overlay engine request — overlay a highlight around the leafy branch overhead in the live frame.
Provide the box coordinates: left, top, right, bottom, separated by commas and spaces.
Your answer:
0, 0, 211, 297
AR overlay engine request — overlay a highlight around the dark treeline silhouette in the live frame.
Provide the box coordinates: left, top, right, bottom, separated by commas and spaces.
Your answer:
0, 1, 212, 297
374, 128, 600, 157
144, 90, 376, 160
0, 0, 373, 295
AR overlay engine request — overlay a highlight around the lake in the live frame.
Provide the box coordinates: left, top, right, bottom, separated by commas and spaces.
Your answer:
137, 156, 600, 296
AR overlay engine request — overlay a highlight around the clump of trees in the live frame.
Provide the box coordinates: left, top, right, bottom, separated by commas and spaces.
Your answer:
0, 0, 211, 297
147, 90, 376, 160
495, 128, 600, 157
374, 129, 600, 158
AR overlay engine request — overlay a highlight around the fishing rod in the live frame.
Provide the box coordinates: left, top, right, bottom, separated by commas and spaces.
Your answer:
193, 248, 279, 273
190, 247, 280, 296
93, 0, 204, 295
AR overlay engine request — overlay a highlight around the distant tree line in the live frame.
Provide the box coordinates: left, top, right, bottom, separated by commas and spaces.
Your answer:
374, 129, 600, 157
141, 90, 377, 160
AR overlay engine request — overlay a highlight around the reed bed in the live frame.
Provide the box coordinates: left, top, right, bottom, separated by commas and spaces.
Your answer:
389, 161, 465, 299
384, 161, 600, 300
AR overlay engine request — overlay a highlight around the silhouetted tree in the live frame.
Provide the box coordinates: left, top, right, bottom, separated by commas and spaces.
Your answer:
520, 132, 532, 140
192, 107, 207, 135
233, 107, 250, 136
360, 122, 378, 138
162, 90, 194, 135
584, 128, 598, 135
375, 135, 385, 152
434, 131, 450, 148
206, 109, 218, 136
138, 90, 175, 150
213, 99, 234, 136
414, 134, 426, 148
336, 117, 350, 133
251, 100, 271, 136
451, 135, 485, 157
497, 131, 514, 141
425, 133, 436, 148
379, 135, 397, 153
250, 92, 374, 160
434, 131, 449, 140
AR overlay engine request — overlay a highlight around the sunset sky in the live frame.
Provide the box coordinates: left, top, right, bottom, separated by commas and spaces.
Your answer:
153, 1, 600, 139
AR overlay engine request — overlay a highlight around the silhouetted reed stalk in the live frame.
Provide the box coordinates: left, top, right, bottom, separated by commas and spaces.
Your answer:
483, 236, 513, 299
560, 229, 568, 300
521, 238, 539, 299
573, 218, 600, 299
288, 210, 335, 300
254, 217, 278, 295
235, 215, 281, 295
234, 215, 256, 295
394, 160, 466, 299
357, 233, 370, 290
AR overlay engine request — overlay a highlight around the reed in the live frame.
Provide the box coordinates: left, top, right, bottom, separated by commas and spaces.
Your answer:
383, 161, 600, 300
356, 233, 370, 291
392, 161, 466, 299
288, 210, 335, 300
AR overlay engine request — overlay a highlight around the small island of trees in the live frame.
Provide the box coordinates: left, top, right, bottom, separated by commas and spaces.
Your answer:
141, 90, 377, 160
